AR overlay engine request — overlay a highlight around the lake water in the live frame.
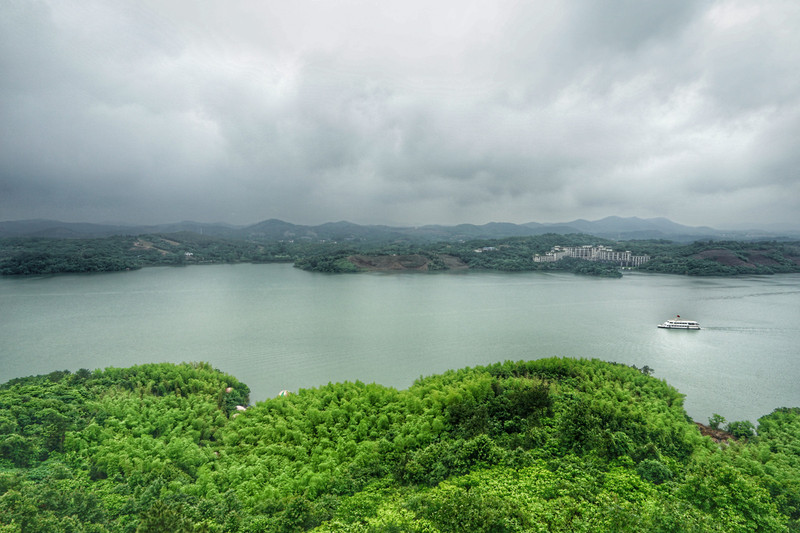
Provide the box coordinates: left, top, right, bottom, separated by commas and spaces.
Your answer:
1, 264, 799, 424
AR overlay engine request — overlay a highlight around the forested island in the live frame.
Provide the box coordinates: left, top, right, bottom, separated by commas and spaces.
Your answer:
2, 231, 799, 277
1, 359, 798, 531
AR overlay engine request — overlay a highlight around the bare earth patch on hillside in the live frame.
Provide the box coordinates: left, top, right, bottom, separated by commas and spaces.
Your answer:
692, 249, 752, 267
132, 239, 169, 255
692, 248, 800, 268
695, 422, 737, 444
348, 254, 467, 271
744, 252, 781, 266
440, 254, 469, 270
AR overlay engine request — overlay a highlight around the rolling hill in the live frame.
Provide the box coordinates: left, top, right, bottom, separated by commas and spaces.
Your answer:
2, 216, 797, 242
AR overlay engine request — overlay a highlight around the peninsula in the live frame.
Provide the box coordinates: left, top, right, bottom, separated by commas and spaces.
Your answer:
2, 218, 799, 277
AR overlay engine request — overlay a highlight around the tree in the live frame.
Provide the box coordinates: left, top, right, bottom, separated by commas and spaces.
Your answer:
709, 413, 726, 430
726, 420, 756, 440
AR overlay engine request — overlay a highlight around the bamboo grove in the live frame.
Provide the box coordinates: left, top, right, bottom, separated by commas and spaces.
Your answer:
1, 358, 798, 531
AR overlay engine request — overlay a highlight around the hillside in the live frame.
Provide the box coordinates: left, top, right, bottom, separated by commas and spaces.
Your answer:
3, 216, 798, 242
3, 231, 800, 277
294, 237, 800, 276
636, 240, 800, 275
347, 253, 466, 271
1, 359, 798, 531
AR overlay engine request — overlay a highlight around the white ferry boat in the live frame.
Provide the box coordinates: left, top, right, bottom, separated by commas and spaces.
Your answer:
658, 316, 701, 330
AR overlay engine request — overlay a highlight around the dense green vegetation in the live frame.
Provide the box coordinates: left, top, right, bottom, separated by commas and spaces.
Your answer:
0, 234, 301, 275
0, 236, 147, 275
2, 232, 799, 277
1, 359, 798, 531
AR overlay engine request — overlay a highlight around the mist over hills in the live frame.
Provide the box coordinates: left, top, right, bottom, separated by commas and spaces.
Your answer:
1, 216, 797, 243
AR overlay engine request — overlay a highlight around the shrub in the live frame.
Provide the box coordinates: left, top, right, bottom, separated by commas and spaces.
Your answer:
637, 459, 673, 484
708, 413, 726, 430
726, 420, 756, 440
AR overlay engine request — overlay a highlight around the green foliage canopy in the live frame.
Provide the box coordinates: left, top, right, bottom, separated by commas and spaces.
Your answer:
0, 359, 797, 531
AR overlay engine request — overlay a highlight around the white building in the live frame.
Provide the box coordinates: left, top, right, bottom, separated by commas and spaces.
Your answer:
534, 245, 649, 267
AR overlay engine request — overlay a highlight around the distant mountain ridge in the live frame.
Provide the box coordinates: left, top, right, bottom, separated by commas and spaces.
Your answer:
1, 216, 797, 242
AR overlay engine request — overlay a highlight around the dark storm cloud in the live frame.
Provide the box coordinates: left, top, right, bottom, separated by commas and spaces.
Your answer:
1, 0, 798, 228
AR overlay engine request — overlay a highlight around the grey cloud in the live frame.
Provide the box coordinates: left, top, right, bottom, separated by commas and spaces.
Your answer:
1, 1, 799, 228
573, 1, 699, 50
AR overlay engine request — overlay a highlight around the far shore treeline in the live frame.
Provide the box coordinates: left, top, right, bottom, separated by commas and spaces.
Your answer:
1, 358, 799, 531
2, 231, 799, 277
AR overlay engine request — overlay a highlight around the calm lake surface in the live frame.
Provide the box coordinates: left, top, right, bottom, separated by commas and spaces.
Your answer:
1, 263, 799, 423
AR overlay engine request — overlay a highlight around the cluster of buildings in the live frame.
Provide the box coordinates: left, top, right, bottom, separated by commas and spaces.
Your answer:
533, 245, 650, 267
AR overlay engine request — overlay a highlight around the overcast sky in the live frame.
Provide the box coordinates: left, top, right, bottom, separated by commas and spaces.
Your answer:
1, 1, 799, 229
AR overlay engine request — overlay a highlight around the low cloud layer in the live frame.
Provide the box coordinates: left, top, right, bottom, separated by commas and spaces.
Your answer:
2, 1, 799, 229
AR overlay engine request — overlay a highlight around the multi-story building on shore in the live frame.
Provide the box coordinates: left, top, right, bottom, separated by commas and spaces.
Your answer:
533, 245, 649, 267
